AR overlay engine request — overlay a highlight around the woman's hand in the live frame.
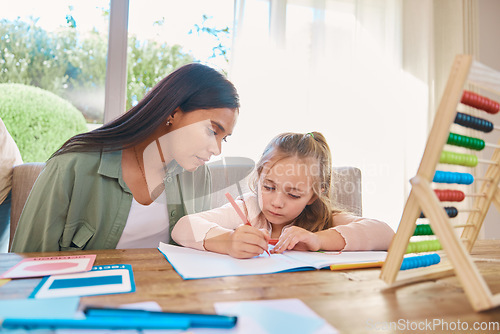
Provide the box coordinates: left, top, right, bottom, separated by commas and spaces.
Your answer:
271, 226, 321, 253
225, 225, 270, 259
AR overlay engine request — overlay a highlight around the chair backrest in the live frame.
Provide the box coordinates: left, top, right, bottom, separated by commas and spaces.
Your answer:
209, 162, 362, 216
331, 166, 362, 216
9, 161, 362, 250
10, 162, 45, 249
207, 157, 255, 209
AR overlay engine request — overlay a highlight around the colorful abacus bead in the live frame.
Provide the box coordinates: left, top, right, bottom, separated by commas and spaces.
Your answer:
420, 206, 458, 218
413, 224, 434, 236
439, 151, 478, 167
445, 206, 458, 218
434, 189, 465, 202
406, 240, 442, 253
454, 112, 493, 133
433, 171, 474, 184
400, 254, 441, 270
461, 90, 500, 114
447, 133, 485, 151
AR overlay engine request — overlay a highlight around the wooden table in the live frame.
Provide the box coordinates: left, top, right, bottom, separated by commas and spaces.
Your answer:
2, 240, 500, 333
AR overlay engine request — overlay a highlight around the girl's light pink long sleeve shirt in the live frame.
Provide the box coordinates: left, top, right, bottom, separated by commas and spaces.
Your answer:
172, 193, 395, 251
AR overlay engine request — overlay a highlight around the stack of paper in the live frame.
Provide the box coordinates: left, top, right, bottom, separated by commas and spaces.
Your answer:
0, 255, 135, 299
30, 264, 136, 298
0, 255, 96, 279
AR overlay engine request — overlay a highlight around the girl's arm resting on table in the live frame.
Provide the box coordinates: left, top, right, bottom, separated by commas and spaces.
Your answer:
330, 213, 395, 251
171, 214, 232, 250
272, 213, 394, 253
171, 203, 245, 250
171, 200, 270, 257
172, 217, 269, 258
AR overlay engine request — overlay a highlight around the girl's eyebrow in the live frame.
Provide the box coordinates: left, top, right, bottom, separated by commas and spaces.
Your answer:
264, 178, 306, 194
285, 186, 305, 194
263, 178, 276, 185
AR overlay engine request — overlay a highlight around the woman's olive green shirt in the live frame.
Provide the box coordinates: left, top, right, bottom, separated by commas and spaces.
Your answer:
11, 150, 211, 252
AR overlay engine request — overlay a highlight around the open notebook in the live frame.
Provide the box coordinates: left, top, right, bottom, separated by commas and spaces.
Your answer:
158, 242, 386, 280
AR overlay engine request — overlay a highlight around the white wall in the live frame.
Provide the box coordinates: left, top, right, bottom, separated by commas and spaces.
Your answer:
478, 0, 500, 239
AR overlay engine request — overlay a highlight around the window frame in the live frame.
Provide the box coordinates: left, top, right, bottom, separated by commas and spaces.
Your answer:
104, 0, 129, 123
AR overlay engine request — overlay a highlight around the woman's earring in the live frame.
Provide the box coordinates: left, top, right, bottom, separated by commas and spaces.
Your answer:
166, 119, 172, 126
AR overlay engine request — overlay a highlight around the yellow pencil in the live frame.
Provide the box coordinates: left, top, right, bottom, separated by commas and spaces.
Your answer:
0, 279, 10, 287
330, 261, 385, 271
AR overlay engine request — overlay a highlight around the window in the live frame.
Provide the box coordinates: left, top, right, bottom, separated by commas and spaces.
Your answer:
2, 0, 235, 124
126, 0, 234, 110
1, 0, 110, 124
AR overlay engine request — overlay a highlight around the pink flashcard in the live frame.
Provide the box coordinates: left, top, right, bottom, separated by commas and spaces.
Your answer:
0, 255, 96, 279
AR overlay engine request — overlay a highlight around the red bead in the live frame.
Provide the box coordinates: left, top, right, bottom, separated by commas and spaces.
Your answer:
461, 90, 500, 114
434, 189, 465, 202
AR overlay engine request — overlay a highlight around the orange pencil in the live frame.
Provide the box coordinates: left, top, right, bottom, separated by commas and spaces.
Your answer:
224, 192, 270, 256
329, 261, 384, 271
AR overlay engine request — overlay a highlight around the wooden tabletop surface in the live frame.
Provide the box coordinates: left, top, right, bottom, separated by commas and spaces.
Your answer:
2, 240, 500, 333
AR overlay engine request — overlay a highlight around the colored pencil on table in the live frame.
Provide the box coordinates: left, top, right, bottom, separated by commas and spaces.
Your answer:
0, 317, 189, 330
84, 307, 237, 328
330, 261, 385, 271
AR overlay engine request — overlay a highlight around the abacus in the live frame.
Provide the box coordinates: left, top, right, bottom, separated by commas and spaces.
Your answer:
380, 54, 500, 312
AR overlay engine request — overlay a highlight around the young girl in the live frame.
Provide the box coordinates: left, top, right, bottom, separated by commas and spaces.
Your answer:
172, 132, 394, 259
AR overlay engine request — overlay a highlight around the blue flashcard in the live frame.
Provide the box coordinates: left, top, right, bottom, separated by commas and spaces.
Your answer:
0, 297, 80, 319
29, 264, 135, 299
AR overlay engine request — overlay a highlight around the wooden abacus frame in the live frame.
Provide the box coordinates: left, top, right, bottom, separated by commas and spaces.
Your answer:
380, 54, 500, 312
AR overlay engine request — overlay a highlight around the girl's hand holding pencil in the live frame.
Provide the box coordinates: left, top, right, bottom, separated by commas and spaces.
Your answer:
225, 193, 271, 258
226, 225, 271, 259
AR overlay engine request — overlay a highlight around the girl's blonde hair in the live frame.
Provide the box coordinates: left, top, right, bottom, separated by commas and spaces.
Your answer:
250, 132, 337, 232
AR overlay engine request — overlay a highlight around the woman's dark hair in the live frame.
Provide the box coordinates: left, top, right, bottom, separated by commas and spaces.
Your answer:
52, 63, 240, 157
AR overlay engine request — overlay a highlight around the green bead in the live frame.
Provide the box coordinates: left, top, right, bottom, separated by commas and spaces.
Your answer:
440, 151, 478, 167
447, 132, 485, 151
406, 240, 442, 254
414, 224, 434, 236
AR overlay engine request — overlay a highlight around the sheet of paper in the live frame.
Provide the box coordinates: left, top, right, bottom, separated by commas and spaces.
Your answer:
158, 243, 303, 279
158, 242, 387, 279
0, 255, 96, 279
0, 297, 80, 319
119, 301, 163, 311
30, 264, 135, 299
214, 298, 338, 334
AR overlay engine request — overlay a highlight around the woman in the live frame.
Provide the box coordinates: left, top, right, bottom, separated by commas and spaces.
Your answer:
11, 63, 240, 252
